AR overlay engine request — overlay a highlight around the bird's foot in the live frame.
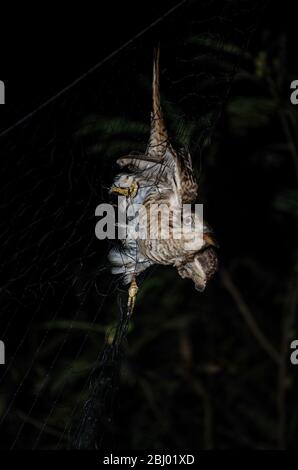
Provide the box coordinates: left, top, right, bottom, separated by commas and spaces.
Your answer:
127, 277, 138, 315
111, 181, 138, 198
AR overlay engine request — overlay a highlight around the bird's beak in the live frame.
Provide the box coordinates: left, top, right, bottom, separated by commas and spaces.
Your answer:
203, 233, 219, 248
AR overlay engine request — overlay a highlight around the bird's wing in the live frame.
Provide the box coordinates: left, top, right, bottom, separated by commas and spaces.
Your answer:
116, 48, 198, 204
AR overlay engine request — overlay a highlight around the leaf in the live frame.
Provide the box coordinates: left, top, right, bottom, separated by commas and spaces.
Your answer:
227, 97, 277, 135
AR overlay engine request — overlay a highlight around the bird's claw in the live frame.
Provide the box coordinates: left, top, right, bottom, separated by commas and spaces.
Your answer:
111, 182, 138, 198
127, 277, 138, 315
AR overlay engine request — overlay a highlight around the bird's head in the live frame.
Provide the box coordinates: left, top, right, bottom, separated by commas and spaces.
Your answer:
178, 218, 218, 292
177, 243, 218, 292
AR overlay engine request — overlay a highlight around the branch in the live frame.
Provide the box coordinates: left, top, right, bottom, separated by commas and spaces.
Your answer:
220, 268, 281, 366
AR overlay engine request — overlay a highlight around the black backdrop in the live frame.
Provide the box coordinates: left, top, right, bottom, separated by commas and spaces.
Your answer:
0, 0, 298, 450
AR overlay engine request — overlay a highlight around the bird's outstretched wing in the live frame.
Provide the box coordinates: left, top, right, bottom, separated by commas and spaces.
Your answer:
116, 48, 198, 204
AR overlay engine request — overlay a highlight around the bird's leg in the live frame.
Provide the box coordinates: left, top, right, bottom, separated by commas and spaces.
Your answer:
127, 276, 138, 315
111, 181, 138, 198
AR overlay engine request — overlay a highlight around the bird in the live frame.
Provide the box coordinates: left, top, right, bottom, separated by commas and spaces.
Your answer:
108, 48, 218, 314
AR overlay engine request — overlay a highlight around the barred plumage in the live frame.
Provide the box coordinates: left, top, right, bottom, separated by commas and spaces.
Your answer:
109, 49, 218, 311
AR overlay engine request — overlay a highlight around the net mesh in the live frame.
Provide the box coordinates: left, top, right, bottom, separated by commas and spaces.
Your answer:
0, 0, 266, 449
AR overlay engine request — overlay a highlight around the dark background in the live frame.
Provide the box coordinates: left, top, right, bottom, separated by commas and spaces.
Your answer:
0, 0, 298, 450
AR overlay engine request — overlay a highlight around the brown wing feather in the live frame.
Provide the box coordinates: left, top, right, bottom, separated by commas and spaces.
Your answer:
117, 47, 198, 203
